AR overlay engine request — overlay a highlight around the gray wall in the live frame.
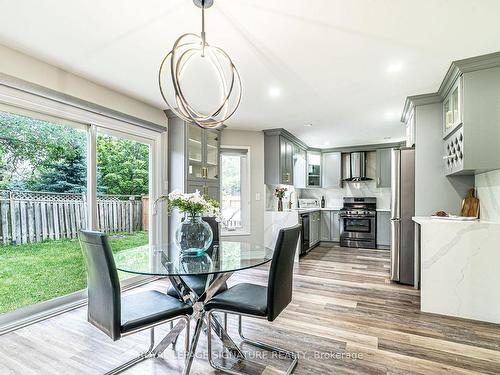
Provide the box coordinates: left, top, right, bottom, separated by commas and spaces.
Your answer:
221, 129, 265, 244
414, 103, 473, 216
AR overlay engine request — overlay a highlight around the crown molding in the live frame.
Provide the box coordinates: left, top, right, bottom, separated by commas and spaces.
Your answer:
401, 51, 500, 123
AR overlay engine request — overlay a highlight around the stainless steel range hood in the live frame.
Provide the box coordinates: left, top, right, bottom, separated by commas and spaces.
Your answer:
342, 152, 372, 181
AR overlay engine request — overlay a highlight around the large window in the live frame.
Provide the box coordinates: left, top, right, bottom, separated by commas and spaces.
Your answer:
0, 102, 160, 316
220, 147, 250, 235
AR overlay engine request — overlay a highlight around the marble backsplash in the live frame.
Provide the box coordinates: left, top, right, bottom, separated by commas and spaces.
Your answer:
266, 180, 391, 210
475, 169, 500, 222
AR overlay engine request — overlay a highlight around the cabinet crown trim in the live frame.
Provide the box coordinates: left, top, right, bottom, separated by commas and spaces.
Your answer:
401, 51, 500, 123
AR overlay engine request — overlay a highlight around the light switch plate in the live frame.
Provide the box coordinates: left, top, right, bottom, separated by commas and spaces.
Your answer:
255, 193, 261, 201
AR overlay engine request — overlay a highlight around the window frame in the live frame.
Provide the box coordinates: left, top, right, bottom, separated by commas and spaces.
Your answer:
220, 145, 251, 236
0, 79, 168, 333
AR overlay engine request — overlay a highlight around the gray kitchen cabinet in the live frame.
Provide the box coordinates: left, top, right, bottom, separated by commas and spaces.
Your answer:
319, 210, 340, 242
167, 110, 221, 201
440, 57, 500, 176
331, 210, 341, 242
320, 211, 332, 241
280, 137, 294, 185
377, 211, 391, 248
376, 148, 392, 188
264, 130, 302, 186
309, 211, 321, 246
186, 123, 220, 183
187, 181, 220, 202
293, 145, 307, 188
322, 152, 342, 188
307, 151, 321, 187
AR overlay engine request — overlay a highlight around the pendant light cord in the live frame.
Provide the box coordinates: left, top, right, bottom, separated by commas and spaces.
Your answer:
201, 0, 206, 57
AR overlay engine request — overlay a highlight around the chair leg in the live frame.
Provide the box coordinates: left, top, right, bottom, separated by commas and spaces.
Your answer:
224, 312, 228, 331
238, 315, 298, 375
105, 328, 155, 375
207, 312, 298, 375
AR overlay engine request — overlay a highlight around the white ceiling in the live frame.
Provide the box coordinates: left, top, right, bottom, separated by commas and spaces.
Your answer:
1, 0, 500, 147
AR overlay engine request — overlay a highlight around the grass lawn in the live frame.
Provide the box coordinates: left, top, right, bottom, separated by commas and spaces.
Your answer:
0, 231, 149, 315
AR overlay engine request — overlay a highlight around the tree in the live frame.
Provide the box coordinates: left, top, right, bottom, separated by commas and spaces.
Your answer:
96, 135, 149, 195
36, 148, 87, 193
0, 111, 87, 191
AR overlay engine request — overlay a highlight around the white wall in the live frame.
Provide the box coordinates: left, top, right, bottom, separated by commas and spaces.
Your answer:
221, 129, 265, 244
475, 169, 500, 222
0, 44, 166, 126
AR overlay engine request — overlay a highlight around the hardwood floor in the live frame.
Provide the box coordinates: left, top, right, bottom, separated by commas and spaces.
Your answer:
1, 245, 500, 374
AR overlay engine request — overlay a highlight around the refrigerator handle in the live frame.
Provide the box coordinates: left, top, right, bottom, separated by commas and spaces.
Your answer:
390, 219, 401, 281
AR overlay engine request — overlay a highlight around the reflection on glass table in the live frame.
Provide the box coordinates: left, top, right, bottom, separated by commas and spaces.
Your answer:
114, 241, 274, 277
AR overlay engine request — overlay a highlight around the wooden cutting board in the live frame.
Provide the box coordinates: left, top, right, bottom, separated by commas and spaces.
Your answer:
461, 188, 480, 218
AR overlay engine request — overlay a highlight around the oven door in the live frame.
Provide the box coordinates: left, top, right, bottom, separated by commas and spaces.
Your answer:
340, 216, 374, 240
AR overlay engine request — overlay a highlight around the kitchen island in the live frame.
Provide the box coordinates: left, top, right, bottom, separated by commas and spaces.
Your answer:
413, 216, 500, 324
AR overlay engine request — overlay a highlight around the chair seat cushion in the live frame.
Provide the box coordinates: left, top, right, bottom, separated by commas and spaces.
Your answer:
121, 290, 193, 333
166, 275, 228, 298
205, 283, 268, 317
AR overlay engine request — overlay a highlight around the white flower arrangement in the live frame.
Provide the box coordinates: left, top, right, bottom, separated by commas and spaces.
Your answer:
154, 190, 222, 222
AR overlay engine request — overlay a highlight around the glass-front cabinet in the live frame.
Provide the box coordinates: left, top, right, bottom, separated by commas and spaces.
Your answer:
187, 124, 220, 182
443, 76, 463, 138
205, 130, 219, 181
187, 125, 203, 179
307, 151, 321, 187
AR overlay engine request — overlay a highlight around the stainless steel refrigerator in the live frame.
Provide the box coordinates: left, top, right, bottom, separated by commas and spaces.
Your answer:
390, 148, 415, 285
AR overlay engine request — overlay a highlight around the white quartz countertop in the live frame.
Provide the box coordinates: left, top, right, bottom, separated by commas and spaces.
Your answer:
413, 216, 500, 225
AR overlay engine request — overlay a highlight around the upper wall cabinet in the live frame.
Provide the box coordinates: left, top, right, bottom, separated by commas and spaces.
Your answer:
322, 152, 342, 188
264, 129, 309, 186
443, 65, 500, 175
402, 52, 500, 177
376, 148, 392, 188
279, 137, 294, 185
405, 108, 415, 147
443, 76, 463, 139
293, 145, 307, 189
307, 151, 321, 187
187, 125, 220, 183
167, 111, 221, 200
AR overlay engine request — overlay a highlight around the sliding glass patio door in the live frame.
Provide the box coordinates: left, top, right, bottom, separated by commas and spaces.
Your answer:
0, 103, 163, 318
95, 128, 153, 281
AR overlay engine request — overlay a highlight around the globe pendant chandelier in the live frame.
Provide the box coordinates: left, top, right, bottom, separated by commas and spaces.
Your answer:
158, 0, 242, 129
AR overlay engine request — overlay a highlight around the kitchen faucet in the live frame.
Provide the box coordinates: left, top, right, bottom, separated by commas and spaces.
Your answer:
288, 191, 295, 209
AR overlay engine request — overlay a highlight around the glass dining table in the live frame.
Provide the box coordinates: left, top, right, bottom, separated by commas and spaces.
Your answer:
114, 240, 274, 375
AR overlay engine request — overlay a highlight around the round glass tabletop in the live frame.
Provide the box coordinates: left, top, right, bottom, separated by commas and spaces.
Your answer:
114, 241, 274, 277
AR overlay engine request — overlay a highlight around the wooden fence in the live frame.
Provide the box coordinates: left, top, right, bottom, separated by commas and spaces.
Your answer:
0, 190, 145, 245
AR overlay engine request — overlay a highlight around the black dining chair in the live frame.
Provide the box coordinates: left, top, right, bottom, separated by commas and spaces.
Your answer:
205, 224, 301, 375
79, 230, 193, 375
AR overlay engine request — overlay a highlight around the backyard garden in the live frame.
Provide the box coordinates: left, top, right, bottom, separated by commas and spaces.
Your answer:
0, 110, 150, 314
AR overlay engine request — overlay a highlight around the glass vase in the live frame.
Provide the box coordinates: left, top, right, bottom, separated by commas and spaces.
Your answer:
277, 198, 283, 211
175, 214, 213, 255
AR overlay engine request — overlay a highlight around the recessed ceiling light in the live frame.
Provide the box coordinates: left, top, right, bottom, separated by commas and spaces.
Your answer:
304, 123, 312, 127
324, 141, 330, 146
387, 62, 403, 74
384, 110, 398, 120
268, 86, 282, 98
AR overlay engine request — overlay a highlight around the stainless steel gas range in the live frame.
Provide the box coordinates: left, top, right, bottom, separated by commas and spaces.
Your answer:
339, 197, 377, 249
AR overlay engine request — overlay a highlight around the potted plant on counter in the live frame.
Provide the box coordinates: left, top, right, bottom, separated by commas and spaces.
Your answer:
275, 186, 287, 212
